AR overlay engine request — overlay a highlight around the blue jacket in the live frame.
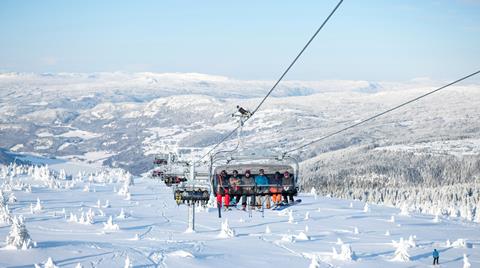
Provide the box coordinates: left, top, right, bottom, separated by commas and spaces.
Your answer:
255, 175, 268, 186
432, 250, 439, 258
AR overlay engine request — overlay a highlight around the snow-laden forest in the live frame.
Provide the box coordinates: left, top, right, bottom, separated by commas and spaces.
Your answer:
301, 146, 480, 222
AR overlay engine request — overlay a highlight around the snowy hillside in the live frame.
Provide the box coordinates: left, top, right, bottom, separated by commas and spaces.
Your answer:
1, 72, 479, 177
1, 72, 479, 228
0, 163, 478, 268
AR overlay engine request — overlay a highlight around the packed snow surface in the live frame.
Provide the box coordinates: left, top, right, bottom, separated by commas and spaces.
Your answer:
0, 164, 478, 267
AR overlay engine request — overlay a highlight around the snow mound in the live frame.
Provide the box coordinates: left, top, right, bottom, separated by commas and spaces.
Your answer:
295, 231, 310, 241
167, 250, 195, 258
280, 234, 296, 243
452, 238, 469, 248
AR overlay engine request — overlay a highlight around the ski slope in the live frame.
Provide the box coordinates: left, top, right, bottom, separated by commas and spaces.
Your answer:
0, 164, 478, 268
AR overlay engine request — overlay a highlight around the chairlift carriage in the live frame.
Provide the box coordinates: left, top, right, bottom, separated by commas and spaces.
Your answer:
150, 152, 190, 187
210, 153, 300, 207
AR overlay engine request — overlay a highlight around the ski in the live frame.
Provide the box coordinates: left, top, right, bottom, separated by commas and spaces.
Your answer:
273, 199, 302, 211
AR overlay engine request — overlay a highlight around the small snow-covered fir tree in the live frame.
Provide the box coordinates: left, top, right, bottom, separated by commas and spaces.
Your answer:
391, 238, 410, 262
333, 244, 356, 261
217, 219, 235, 238
124, 256, 132, 268
463, 254, 471, 268
33, 198, 42, 213
103, 216, 119, 231
265, 225, 271, 234
59, 169, 66, 180
407, 235, 417, 248
44, 257, 59, 268
310, 187, 318, 199
452, 238, 467, 248
309, 255, 321, 268
474, 204, 480, 223
8, 192, 17, 203
75, 263, 83, 268
5, 216, 34, 250
296, 231, 310, 241
363, 203, 370, 213
288, 210, 295, 224
117, 208, 128, 219
399, 203, 410, 216
304, 211, 310, 220
0, 202, 12, 224
118, 184, 130, 198
353, 227, 359, 234
124, 172, 134, 186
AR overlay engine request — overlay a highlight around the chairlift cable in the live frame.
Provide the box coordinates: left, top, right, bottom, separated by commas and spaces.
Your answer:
282, 69, 480, 156
198, 0, 345, 161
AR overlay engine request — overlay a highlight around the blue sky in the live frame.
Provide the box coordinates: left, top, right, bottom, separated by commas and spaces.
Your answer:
0, 0, 479, 81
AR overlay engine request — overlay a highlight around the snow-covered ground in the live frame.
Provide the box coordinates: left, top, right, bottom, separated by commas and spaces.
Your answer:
0, 164, 478, 268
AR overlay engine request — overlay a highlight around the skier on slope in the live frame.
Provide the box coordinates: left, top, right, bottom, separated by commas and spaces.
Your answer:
432, 249, 440, 265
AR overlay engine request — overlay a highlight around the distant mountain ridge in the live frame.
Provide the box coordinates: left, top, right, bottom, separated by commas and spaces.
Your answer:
1, 72, 479, 180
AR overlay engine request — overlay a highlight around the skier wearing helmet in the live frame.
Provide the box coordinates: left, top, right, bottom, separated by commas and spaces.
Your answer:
282, 171, 295, 204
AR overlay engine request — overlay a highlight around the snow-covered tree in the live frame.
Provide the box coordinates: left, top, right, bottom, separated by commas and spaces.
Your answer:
0, 202, 12, 224
124, 256, 132, 268
463, 254, 471, 268
288, 210, 294, 224
309, 255, 321, 268
391, 238, 410, 262
407, 235, 417, 248
5, 216, 34, 250
44, 257, 59, 268
217, 219, 235, 238
103, 216, 119, 231
363, 203, 370, 212
117, 208, 128, 219
333, 244, 356, 261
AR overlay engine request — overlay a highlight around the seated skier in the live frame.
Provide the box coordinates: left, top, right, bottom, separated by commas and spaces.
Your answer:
216, 170, 231, 210
229, 170, 242, 206
240, 170, 255, 210
255, 169, 269, 208
269, 172, 283, 208
281, 171, 295, 204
